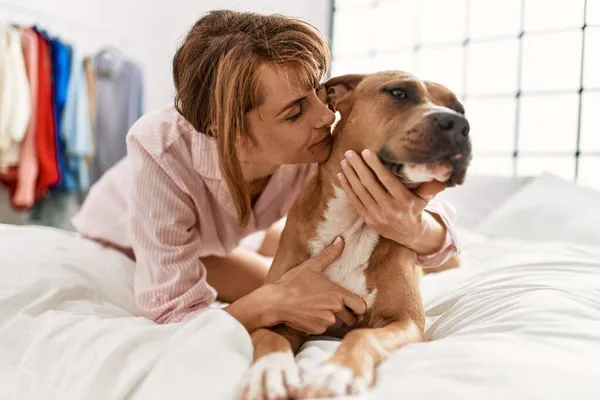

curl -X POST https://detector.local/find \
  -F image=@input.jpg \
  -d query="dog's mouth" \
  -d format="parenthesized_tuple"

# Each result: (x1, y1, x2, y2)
(380, 153, 466, 188)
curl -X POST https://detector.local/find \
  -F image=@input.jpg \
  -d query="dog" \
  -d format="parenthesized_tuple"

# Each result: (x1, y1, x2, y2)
(238, 71, 472, 399)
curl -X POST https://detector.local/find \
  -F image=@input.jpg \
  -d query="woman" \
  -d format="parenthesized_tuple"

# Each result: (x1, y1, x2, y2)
(72, 10, 459, 334)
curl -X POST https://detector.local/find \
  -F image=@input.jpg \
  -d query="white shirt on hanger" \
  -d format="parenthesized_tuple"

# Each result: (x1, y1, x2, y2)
(0, 24, 31, 171)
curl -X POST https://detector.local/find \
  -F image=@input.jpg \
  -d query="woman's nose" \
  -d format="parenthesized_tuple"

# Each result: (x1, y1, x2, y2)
(316, 102, 336, 129)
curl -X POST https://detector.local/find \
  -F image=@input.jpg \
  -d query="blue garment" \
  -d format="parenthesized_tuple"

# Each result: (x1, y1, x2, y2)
(50, 38, 76, 191)
(62, 50, 93, 193)
(89, 49, 144, 185)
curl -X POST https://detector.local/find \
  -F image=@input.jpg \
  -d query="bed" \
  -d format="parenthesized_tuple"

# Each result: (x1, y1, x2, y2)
(1, 173, 599, 400)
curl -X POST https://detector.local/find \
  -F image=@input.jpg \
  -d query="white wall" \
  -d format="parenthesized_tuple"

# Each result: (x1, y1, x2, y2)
(0, 0, 332, 111)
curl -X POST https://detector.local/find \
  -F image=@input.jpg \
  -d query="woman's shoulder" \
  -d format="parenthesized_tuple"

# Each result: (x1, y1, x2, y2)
(127, 106, 197, 160)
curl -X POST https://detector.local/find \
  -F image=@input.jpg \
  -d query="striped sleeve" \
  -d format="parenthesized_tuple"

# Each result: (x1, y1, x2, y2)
(417, 198, 461, 268)
(128, 135, 217, 324)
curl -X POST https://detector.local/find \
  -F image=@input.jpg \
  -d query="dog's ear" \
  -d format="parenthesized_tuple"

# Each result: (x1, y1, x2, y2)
(324, 74, 365, 112)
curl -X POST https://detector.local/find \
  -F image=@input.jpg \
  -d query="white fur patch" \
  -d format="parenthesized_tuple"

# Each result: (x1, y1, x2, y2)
(237, 352, 300, 400)
(403, 163, 452, 183)
(309, 186, 379, 308)
(299, 363, 369, 397)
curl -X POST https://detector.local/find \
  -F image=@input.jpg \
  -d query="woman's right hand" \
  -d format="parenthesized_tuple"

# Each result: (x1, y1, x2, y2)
(267, 237, 368, 335)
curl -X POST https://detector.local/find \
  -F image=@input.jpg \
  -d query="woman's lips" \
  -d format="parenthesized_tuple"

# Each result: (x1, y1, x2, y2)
(310, 135, 332, 147)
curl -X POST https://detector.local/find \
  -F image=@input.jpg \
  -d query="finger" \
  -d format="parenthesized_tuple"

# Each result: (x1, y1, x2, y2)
(414, 180, 446, 203)
(344, 151, 391, 206)
(309, 236, 345, 272)
(361, 149, 412, 200)
(341, 158, 379, 211)
(337, 172, 367, 218)
(336, 307, 358, 327)
(341, 292, 367, 315)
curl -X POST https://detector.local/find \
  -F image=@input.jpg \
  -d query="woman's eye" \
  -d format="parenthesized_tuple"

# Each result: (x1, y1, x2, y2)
(287, 103, 305, 122)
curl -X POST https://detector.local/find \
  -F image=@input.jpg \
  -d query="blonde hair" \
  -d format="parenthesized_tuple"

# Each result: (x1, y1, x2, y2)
(172, 10, 330, 227)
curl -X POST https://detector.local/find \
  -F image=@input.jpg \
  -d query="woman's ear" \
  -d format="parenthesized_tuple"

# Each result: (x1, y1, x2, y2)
(324, 74, 366, 112)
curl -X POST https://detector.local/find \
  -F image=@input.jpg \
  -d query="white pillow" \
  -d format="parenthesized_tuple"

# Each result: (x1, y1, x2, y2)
(476, 173, 600, 244)
(435, 174, 533, 228)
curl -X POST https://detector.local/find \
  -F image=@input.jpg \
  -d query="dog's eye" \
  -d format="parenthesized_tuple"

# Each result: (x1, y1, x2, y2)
(390, 88, 408, 99)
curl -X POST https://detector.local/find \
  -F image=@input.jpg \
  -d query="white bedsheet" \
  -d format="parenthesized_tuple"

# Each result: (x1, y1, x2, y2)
(1, 224, 600, 400)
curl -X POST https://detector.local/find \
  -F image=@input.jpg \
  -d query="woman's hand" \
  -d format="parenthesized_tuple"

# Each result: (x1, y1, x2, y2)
(266, 237, 367, 334)
(337, 149, 447, 256)
(226, 238, 367, 334)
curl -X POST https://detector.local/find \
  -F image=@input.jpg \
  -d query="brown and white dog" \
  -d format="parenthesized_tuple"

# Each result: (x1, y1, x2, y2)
(238, 71, 472, 399)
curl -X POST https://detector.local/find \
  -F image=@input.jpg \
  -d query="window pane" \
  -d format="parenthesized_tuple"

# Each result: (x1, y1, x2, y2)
(333, 9, 374, 56)
(373, 0, 418, 52)
(469, 0, 521, 39)
(578, 157, 600, 190)
(580, 92, 600, 152)
(588, 0, 600, 25)
(331, 56, 375, 76)
(524, 0, 585, 32)
(466, 98, 516, 153)
(371, 53, 416, 74)
(420, 0, 467, 44)
(584, 27, 600, 89)
(519, 94, 579, 152)
(416, 45, 464, 96)
(469, 156, 514, 177)
(517, 157, 576, 181)
(466, 39, 519, 95)
(521, 30, 582, 91)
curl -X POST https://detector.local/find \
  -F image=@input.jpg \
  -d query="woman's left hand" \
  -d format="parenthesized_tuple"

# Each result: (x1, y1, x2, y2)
(337, 149, 447, 255)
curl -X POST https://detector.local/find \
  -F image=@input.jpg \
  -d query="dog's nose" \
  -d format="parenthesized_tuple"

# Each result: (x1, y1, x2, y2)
(433, 113, 470, 142)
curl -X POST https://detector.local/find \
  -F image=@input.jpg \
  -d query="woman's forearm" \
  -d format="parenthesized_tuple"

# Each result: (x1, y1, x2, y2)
(203, 248, 270, 303)
(407, 211, 447, 256)
(224, 284, 279, 332)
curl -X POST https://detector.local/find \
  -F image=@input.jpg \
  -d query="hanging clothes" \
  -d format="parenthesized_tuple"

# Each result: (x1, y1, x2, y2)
(89, 48, 144, 185)
(49, 36, 75, 191)
(83, 57, 97, 166)
(62, 49, 94, 194)
(31, 27, 60, 198)
(0, 25, 31, 172)
(0, 27, 40, 210)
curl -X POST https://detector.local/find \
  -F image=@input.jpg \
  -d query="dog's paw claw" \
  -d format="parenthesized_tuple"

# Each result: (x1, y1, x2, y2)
(237, 352, 300, 400)
(298, 362, 370, 398)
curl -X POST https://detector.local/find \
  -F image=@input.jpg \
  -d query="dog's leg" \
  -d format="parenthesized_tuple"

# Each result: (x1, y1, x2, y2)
(298, 318, 423, 398)
(237, 326, 306, 400)
(299, 242, 425, 398)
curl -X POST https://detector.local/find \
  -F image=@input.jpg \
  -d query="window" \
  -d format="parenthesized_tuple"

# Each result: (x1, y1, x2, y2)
(331, 0, 600, 189)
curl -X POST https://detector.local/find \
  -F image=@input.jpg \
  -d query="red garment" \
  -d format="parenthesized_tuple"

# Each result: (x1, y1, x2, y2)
(32, 30, 59, 199)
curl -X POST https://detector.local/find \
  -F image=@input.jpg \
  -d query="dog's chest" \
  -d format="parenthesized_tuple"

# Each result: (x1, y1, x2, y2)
(308, 187, 379, 308)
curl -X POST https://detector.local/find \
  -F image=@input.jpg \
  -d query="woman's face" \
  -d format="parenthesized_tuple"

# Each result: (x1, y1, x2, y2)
(242, 64, 336, 172)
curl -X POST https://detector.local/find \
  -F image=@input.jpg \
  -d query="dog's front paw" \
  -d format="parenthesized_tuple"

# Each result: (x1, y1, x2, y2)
(298, 362, 371, 398)
(237, 352, 301, 400)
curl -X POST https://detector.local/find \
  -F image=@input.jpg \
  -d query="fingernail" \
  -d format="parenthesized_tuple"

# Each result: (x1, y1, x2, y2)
(337, 173, 343, 180)
(344, 150, 354, 158)
(333, 236, 342, 245)
(341, 159, 348, 168)
(362, 149, 371, 157)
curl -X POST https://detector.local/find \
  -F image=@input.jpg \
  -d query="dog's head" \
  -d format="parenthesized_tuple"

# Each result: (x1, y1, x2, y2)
(323, 71, 472, 187)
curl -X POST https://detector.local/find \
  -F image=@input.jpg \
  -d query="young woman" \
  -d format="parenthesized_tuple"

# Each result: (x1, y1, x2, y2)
(72, 10, 459, 335)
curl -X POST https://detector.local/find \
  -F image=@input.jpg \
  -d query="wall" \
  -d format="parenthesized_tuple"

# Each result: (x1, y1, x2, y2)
(0, 0, 332, 111)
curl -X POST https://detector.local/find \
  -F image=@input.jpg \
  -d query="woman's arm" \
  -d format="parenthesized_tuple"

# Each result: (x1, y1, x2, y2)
(128, 136, 218, 324)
